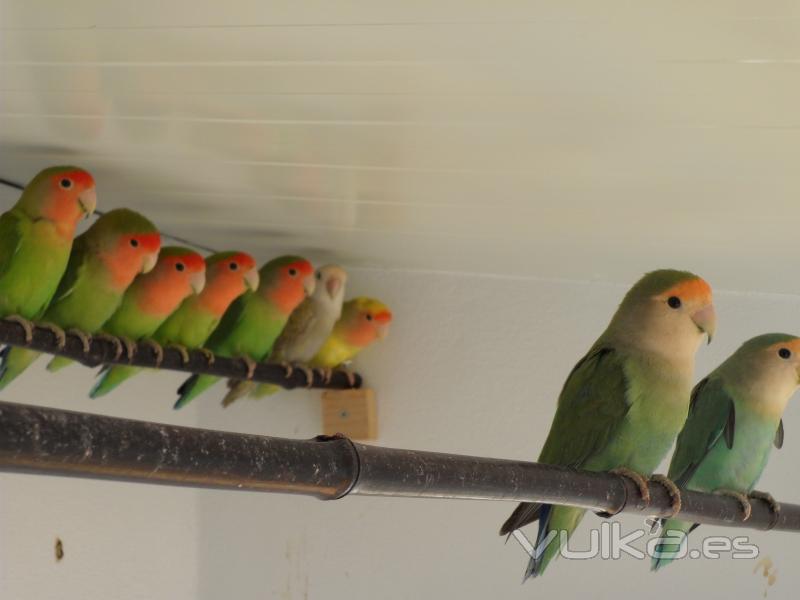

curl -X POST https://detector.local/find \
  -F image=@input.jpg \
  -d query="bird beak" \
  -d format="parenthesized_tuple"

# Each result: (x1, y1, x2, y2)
(78, 187, 97, 219)
(376, 322, 390, 340)
(303, 274, 316, 297)
(326, 276, 342, 300)
(691, 304, 717, 344)
(244, 268, 260, 291)
(190, 271, 206, 294)
(141, 251, 159, 274)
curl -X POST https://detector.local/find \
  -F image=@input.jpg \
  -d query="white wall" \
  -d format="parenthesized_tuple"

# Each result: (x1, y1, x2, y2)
(4, 262, 794, 599)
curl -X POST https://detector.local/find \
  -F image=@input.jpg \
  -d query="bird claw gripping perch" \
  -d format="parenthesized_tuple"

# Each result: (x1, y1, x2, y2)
(118, 336, 137, 363)
(288, 363, 314, 387)
(240, 356, 257, 380)
(714, 489, 752, 521)
(749, 490, 781, 529)
(4, 315, 34, 345)
(280, 361, 294, 379)
(597, 467, 652, 517)
(38, 322, 66, 350)
(141, 339, 164, 367)
(317, 367, 333, 385)
(93, 333, 124, 361)
(650, 474, 682, 517)
(198, 347, 215, 366)
(167, 344, 190, 365)
(66, 328, 91, 354)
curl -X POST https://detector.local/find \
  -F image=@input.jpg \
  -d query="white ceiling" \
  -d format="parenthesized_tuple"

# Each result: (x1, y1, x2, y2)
(3, 1, 800, 293)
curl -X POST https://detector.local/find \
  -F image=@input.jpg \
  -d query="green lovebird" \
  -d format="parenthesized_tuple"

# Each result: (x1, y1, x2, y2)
(222, 264, 348, 407)
(651, 333, 800, 571)
(499, 270, 717, 579)
(173, 255, 315, 409)
(89, 251, 258, 398)
(0, 166, 96, 322)
(244, 295, 392, 400)
(0, 208, 160, 389)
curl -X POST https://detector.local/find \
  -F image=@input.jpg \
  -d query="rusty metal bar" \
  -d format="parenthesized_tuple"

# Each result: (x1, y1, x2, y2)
(0, 317, 361, 391)
(0, 401, 797, 533)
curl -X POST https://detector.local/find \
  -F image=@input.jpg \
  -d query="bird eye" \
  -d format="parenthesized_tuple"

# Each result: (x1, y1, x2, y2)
(288, 268, 297, 277)
(779, 348, 792, 359)
(365, 314, 373, 322)
(228, 262, 238, 271)
(175, 262, 185, 272)
(667, 296, 682, 309)
(316, 272, 322, 280)
(59, 178, 73, 189)
(129, 238, 139, 248)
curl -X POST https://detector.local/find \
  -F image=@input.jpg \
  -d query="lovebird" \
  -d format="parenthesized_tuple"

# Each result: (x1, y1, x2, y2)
(221, 264, 348, 407)
(0, 166, 96, 325)
(499, 269, 716, 579)
(89, 251, 258, 398)
(248, 295, 393, 398)
(651, 333, 800, 571)
(0, 208, 160, 389)
(89, 246, 205, 383)
(173, 255, 315, 409)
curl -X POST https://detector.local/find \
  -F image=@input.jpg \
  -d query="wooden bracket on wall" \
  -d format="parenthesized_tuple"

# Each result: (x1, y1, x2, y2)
(321, 389, 377, 440)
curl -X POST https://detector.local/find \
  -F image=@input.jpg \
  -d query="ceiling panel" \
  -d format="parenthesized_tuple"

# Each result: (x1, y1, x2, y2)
(2, 2, 800, 294)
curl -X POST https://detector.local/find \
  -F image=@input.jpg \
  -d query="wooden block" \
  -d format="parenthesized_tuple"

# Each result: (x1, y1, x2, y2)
(321, 388, 378, 440)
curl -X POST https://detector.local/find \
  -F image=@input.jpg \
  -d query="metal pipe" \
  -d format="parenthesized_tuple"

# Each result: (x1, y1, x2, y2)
(0, 401, 797, 533)
(0, 317, 361, 391)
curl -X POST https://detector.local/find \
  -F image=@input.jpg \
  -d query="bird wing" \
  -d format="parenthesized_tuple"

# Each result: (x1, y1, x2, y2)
(667, 377, 736, 487)
(46, 234, 89, 307)
(0, 210, 24, 279)
(269, 299, 316, 361)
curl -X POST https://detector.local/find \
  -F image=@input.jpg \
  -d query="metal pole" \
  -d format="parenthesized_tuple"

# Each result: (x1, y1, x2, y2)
(0, 401, 797, 532)
(0, 317, 361, 391)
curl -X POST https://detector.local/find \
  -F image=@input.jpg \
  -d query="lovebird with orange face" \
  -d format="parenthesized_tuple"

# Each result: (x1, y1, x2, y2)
(500, 269, 716, 578)
(89, 251, 259, 397)
(90, 246, 206, 398)
(0, 208, 160, 389)
(652, 333, 800, 570)
(246, 296, 393, 399)
(174, 255, 315, 409)
(0, 166, 96, 323)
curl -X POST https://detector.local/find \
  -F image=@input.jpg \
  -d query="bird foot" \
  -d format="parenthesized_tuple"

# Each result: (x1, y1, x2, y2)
(118, 336, 137, 362)
(66, 328, 91, 354)
(38, 322, 66, 350)
(749, 490, 781, 529)
(198, 347, 215, 366)
(4, 315, 34, 344)
(141, 339, 164, 367)
(714, 489, 752, 521)
(281, 361, 293, 379)
(316, 367, 333, 384)
(168, 344, 190, 365)
(597, 468, 651, 517)
(93, 333, 124, 361)
(240, 355, 257, 379)
(341, 366, 357, 387)
(289, 363, 314, 387)
(650, 474, 682, 517)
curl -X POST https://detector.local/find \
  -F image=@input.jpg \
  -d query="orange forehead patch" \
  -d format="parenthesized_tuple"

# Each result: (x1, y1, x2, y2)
(170, 252, 205, 272)
(59, 169, 95, 188)
(287, 259, 313, 276)
(770, 339, 800, 354)
(373, 310, 392, 324)
(232, 252, 256, 269)
(661, 277, 712, 304)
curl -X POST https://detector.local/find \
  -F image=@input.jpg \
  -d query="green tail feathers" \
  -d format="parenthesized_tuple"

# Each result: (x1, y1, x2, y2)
(90, 365, 142, 398)
(46, 355, 76, 373)
(651, 519, 694, 571)
(525, 505, 585, 579)
(0, 346, 42, 390)
(251, 383, 279, 398)
(174, 373, 219, 409)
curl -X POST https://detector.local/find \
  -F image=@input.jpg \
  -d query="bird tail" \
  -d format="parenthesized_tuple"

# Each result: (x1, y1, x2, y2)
(0, 346, 42, 390)
(500, 502, 585, 579)
(46, 355, 75, 372)
(221, 379, 258, 408)
(651, 519, 696, 571)
(250, 383, 279, 398)
(89, 365, 142, 398)
(174, 373, 219, 409)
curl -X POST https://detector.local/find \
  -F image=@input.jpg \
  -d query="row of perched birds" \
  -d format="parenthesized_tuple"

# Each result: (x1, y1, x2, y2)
(0, 166, 392, 408)
(500, 269, 797, 576)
